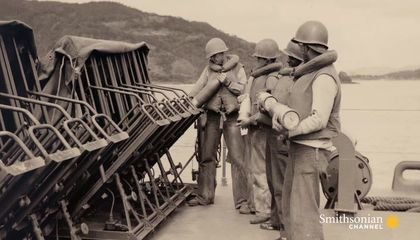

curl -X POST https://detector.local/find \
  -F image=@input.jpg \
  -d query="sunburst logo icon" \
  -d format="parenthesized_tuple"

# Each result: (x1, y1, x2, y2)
(386, 215, 400, 229)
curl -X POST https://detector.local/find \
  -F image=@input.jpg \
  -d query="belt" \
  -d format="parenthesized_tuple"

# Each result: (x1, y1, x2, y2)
(249, 123, 271, 130)
(206, 109, 238, 116)
(206, 110, 239, 129)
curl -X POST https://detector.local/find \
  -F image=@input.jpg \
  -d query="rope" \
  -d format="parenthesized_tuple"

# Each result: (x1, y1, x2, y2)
(362, 196, 420, 212)
(374, 202, 420, 211)
(362, 196, 420, 205)
(106, 188, 115, 221)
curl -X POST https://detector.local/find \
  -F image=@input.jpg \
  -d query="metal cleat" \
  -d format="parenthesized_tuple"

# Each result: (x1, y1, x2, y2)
(392, 161, 420, 193)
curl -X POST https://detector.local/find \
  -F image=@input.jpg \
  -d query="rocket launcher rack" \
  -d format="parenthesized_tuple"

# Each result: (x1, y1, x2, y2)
(62, 47, 200, 240)
(0, 21, 200, 239)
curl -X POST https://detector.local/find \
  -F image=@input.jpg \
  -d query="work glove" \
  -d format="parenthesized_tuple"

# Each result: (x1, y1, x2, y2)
(279, 67, 294, 76)
(271, 104, 289, 134)
(217, 72, 228, 85)
(236, 116, 257, 128)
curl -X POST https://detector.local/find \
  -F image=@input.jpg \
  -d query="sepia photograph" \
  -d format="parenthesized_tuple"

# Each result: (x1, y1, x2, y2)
(0, 0, 419, 239)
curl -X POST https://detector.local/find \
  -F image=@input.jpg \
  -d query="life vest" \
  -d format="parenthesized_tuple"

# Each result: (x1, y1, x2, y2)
(249, 63, 281, 115)
(267, 75, 293, 152)
(268, 75, 293, 105)
(205, 62, 244, 113)
(288, 64, 341, 140)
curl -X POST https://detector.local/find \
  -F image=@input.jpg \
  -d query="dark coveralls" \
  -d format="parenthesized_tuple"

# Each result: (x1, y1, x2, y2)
(189, 60, 249, 206)
(283, 65, 341, 240)
(265, 75, 293, 230)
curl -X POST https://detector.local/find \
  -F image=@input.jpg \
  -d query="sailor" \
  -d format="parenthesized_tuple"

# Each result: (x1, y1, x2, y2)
(258, 21, 341, 240)
(259, 41, 303, 234)
(188, 38, 250, 209)
(236, 39, 282, 224)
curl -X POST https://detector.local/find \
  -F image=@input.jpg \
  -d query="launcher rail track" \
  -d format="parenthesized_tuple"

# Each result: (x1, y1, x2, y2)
(0, 21, 200, 240)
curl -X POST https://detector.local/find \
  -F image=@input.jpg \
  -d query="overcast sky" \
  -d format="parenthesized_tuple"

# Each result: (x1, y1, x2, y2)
(43, 0, 420, 72)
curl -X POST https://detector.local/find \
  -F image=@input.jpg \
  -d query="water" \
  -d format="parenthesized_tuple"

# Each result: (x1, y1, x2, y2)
(167, 80, 420, 195)
(340, 80, 420, 194)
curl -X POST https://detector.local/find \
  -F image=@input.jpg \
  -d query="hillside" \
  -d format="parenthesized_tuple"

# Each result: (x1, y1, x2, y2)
(0, 0, 257, 83)
(351, 68, 420, 80)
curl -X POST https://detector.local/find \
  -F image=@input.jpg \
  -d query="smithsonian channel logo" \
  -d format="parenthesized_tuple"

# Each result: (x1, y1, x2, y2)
(320, 214, 400, 230)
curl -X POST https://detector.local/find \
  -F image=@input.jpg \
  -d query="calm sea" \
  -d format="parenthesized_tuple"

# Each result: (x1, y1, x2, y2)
(166, 80, 420, 195)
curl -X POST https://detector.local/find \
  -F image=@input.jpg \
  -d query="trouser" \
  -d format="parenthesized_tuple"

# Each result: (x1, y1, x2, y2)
(282, 142, 329, 240)
(197, 111, 249, 206)
(249, 127, 271, 218)
(243, 133, 255, 211)
(266, 132, 288, 229)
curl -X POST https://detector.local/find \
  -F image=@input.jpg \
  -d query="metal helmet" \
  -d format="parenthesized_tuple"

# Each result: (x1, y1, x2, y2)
(283, 41, 303, 62)
(205, 38, 229, 59)
(292, 21, 329, 49)
(252, 39, 281, 59)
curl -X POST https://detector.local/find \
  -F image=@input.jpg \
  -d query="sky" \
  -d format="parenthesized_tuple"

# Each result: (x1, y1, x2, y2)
(42, 0, 420, 73)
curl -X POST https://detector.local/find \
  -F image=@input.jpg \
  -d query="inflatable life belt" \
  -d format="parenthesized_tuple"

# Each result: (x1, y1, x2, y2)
(208, 54, 240, 73)
(251, 62, 282, 78)
(237, 62, 283, 121)
(244, 62, 283, 97)
(192, 55, 240, 107)
(279, 50, 337, 78)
